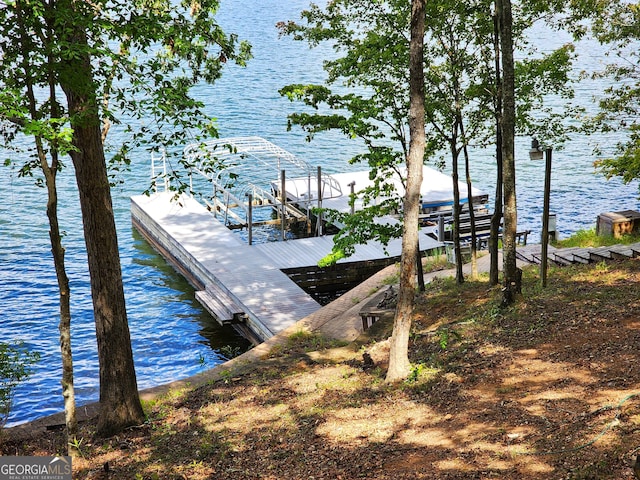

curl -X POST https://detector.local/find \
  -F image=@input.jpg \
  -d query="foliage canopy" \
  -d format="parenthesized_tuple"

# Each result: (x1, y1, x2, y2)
(0, 0, 251, 187)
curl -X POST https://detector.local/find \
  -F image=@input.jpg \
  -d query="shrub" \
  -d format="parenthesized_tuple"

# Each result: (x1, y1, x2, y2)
(0, 341, 40, 427)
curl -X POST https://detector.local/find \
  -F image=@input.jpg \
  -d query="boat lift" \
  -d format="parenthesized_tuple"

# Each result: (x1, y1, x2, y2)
(151, 136, 492, 247)
(153, 136, 343, 244)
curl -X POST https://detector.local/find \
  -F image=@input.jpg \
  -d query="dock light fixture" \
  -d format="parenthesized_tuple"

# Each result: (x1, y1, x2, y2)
(529, 138, 552, 288)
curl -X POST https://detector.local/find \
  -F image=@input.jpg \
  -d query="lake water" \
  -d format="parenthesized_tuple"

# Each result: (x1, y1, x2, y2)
(1, 1, 639, 427)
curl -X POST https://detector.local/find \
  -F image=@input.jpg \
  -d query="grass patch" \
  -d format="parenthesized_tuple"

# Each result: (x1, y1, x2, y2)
(554, 227, 640, 248)
(422, 252, 452, 273)
(267, 331, 348, 358)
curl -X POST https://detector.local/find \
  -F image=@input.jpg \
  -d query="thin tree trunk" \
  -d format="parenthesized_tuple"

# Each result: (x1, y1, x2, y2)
(490, 9, 503, 286)
(16, 0, 78, 452)
(386, 0, 426, 383)
(40, 138, 78, 450)
(497, 0, 518, 305)
(461, 129, 477, 279)
(58, 2, 145, 436)
(40, 143, 78, 451)
(45, 166, 78, 451)
(451, 141, 464, 284)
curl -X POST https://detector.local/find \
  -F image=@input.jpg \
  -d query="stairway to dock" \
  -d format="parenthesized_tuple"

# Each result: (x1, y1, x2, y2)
(516, 242, 640, 266)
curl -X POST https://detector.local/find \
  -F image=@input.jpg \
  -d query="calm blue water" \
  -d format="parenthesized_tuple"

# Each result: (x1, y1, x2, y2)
(1, 1, 639, 427)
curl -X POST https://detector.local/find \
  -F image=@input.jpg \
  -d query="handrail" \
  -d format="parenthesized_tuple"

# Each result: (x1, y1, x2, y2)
(151, 149, 169, 192)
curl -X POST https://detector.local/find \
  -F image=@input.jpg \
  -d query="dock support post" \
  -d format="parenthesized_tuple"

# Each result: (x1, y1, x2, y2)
(438, 215, 445, 242)
(213, 185, 218, 219)
(281, 169, 287, 241)
(317, 166, 323, 236)
(246, 192, 253, 245)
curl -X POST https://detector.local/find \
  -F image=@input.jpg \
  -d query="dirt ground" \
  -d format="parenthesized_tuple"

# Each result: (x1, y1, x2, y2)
(3, 258, 640, 479)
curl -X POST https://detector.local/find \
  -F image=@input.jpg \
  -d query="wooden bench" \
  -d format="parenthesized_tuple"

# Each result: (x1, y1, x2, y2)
(444, 213, 497, 242)
(475, 230, 531, 249)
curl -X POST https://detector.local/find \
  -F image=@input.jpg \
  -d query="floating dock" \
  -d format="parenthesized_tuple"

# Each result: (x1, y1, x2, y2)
(131, 192, 321, 343)
(133, 137, 488, 343)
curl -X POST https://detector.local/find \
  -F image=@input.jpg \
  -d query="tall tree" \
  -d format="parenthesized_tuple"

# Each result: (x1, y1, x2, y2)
(495, 1, 585, 301)
(489, 10, 503, 286)
(5, 0, 79, 448)
(386, 0, 426, 383)
(421, 1, 498, 283)
(0, 0, 250, 436)
(281, 0, 579, 380)
(55, 0, 145, 435)
(280, 1, 425, 264)
(496, 0, 518, 306)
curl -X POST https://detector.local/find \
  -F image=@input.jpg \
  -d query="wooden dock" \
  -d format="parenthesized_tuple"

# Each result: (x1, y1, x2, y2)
(131, 192, 444, 343)
(134, 137, 493, 342)
(131, 192, 322, 343)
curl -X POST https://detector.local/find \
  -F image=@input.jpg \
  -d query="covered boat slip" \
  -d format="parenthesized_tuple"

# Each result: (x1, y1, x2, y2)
(277, 168, 488, 221)
(179, 136, 488, 238)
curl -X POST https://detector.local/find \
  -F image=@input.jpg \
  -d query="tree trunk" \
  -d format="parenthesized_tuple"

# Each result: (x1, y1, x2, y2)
(451, 141, 464, 284)
(490, 9, 504, 286)
(46, 171, 78, 452)
(461, 136, 478, 279)
(58, 5, 145, 436)
(39, 147, 78, 451)
(386, 0, 426, 383)
(66, 93, 145, 437)
(17, 0, 78, 451)
(490, 136, 504, 285)
(497, 0, 518, 305)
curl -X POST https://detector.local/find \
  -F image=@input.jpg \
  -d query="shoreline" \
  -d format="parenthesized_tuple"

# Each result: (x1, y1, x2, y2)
(5, 260, 402, 441)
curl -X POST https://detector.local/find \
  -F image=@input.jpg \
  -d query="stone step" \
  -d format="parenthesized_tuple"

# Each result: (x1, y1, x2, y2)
(518, 243, 640, 267)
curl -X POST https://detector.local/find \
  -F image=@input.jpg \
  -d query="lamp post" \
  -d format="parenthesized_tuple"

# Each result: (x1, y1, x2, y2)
(529, 138, 552, 288)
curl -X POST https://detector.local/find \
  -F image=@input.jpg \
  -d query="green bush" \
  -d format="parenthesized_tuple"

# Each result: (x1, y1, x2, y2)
(0, 341, 40, 427)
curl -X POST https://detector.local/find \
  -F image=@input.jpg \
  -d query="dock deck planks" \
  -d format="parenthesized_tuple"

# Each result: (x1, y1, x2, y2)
(131, 192, 322, 342)
(254, 231, 442, 269)
(132, 191, 445, 342)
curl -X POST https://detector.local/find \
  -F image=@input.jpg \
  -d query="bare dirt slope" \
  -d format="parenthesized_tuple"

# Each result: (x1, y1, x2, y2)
(3, 258, 640, 479)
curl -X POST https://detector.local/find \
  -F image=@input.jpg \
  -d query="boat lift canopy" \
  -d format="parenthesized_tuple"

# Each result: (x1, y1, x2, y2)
(175, 136, 343, 241)
(183, 136, 342, 205)
(151, 136, 489, 243)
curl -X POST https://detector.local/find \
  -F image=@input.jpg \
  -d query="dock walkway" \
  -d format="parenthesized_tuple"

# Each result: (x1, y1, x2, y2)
(131, 192, 322, 342)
